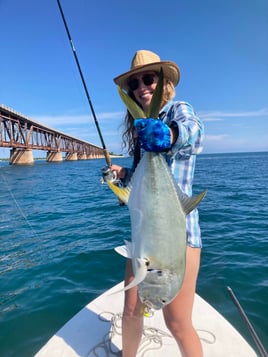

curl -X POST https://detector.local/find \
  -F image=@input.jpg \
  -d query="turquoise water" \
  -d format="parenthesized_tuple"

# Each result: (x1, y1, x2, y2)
(0, 152, 267, 356)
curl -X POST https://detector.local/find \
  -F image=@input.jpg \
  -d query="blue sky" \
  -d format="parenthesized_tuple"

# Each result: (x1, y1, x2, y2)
(1, 0, 267, 155)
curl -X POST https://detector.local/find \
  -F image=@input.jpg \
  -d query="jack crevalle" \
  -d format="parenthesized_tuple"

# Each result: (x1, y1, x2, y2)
(106, 70, 206, 310)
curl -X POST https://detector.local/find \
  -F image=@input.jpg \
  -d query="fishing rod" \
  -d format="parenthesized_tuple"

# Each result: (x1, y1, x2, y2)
(227, 286, 268, 357)
(56, 0, 111, 168)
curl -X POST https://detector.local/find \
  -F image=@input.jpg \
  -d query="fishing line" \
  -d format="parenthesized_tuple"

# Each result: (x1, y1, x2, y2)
(1, 171, 37, 237)
(56, 0, 111, 168)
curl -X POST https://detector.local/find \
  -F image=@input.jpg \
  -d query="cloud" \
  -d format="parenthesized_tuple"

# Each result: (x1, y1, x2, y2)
(205, 134, 229, 141)
(34, 111, 124, 126)
(32, 114, 86, 126)
(30, 107, 267, 155)
(199, 108, 268, 122)
(32, 112, 124, 147)
(97, 112, 125, 120)
(35, 108, 268, 128)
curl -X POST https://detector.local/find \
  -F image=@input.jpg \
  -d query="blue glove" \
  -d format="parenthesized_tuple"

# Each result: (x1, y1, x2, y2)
(134, 118, 171, 152)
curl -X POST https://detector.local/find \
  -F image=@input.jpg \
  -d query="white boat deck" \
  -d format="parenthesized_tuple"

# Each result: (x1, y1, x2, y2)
(35, 282, 257, 357)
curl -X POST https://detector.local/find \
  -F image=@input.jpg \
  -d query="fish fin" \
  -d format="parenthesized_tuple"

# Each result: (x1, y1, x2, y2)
(114, 245, 129, 258)
(180, 189, 208, 215)
(123, 258, 148, 291)
(147, 68, 164, 118)
(118, 87, 146, 119)
(114, 240, 133, 259)
(106, 180, 131, 204)
(109, 258, 148, 296)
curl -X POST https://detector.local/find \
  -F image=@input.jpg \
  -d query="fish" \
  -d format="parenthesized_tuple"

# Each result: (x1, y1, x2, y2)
(106, 69, 207, 310)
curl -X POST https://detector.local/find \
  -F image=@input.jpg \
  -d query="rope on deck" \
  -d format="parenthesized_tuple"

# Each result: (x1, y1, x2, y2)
(86, 311, 216, 356)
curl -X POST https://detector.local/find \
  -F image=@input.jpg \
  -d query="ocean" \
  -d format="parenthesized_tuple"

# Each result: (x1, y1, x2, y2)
(0, 152, 267, 356)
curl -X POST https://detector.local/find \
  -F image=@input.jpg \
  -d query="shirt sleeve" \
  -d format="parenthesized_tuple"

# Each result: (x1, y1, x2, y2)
(164, 101, 204, 160)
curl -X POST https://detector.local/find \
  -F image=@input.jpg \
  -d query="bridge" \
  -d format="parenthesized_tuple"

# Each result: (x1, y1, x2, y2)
(0, 104, 105, 165)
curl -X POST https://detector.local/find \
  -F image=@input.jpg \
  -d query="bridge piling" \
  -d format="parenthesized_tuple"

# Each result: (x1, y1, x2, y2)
(65, 152, 78, 161)
(47, 151, 63, 162)
(10, 148, 34, 165)
(78, 152, 87, 160)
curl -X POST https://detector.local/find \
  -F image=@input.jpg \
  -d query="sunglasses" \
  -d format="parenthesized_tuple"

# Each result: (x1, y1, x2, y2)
(127, 73, 157, 91)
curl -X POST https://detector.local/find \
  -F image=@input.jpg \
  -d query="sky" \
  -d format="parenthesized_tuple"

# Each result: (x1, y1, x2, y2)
(0, 0, 267, 155)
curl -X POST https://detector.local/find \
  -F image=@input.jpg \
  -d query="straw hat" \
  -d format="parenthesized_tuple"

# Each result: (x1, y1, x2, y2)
(114, 50, 180, 90)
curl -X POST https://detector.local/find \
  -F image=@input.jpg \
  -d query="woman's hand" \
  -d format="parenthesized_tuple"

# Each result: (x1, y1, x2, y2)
(111, 164, 126, 179)
(134, 118, 171, 152)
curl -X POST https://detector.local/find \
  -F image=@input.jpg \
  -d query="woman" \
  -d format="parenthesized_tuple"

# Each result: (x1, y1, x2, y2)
(111, 50, 204, 357)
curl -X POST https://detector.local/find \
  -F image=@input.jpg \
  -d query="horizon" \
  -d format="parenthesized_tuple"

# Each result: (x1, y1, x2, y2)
(0, 146, 267, 161)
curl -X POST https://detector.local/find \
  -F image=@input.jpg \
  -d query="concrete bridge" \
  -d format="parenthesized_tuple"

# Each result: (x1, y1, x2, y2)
(0, 104, 105, 165)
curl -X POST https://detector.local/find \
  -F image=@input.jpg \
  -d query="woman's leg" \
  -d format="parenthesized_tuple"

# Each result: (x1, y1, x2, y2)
(122, 259, 144, 357)
(163, 247, 203, 357)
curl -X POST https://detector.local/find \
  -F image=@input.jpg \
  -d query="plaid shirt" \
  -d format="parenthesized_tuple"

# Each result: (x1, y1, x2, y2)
(161, 101, 204, 248)
(124, 100, 204, 248)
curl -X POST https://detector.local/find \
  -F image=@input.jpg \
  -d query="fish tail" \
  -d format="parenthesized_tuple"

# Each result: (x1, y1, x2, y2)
(106, 180, 131, 204)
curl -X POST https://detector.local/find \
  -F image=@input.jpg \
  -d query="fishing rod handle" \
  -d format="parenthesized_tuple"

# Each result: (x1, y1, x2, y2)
(103, 148, 112, 168)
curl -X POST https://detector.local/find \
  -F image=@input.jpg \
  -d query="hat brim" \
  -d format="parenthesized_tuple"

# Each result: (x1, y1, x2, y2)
(114, 61, 180, 90)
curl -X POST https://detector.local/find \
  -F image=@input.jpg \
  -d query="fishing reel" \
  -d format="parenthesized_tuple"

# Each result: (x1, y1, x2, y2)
(100, 166, 121, 185)
(101, 167, 125, 206)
